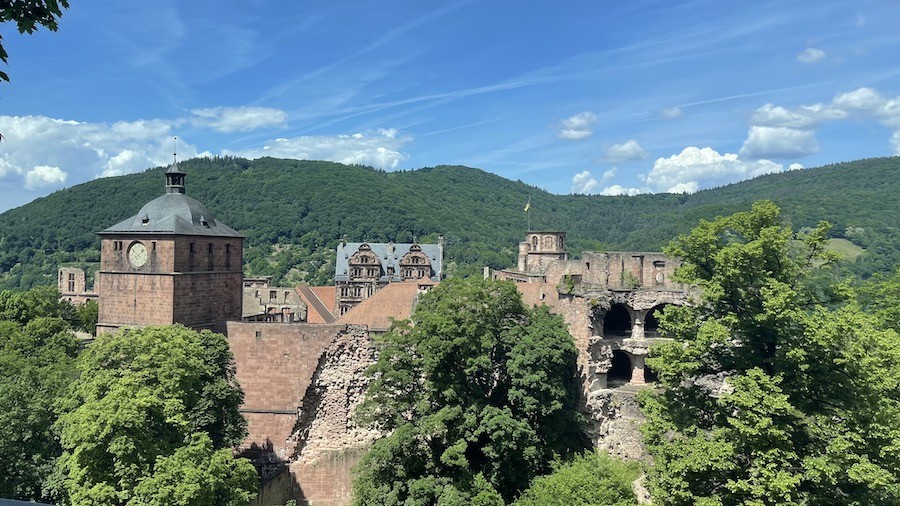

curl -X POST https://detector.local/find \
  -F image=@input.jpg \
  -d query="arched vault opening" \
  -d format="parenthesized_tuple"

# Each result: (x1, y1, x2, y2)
(603, 304, 632, 337)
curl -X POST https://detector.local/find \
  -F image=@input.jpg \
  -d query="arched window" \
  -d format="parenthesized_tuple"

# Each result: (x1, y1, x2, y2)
(644, 304, 669, 337)
(603, 304, 632, 337)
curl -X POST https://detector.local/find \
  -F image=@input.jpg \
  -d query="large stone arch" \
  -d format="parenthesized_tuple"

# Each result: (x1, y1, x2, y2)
(603, 303, 632, 337)
(643, 303, 671, 338)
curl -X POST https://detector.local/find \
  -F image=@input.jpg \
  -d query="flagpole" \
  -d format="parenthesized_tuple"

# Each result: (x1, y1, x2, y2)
(524, 196, 532, 232)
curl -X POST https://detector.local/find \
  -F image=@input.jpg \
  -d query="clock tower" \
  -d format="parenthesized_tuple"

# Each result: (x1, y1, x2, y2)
(96, 159, 244, 334)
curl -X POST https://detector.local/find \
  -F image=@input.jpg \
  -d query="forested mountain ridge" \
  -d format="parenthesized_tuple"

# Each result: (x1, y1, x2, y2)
(0, 156, 897, 289)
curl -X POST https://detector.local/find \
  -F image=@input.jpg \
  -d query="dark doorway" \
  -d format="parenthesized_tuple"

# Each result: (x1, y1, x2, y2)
(608, 351, 632, 386)
(603, 304, 632, 337)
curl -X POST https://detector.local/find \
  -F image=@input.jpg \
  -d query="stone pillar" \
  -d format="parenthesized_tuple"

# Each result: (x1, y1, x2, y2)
(632, 310, 645, 339)
(630, 354, 646, 385)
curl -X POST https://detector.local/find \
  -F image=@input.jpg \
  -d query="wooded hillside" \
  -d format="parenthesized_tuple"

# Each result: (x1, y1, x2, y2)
(0, 156, 896, 289)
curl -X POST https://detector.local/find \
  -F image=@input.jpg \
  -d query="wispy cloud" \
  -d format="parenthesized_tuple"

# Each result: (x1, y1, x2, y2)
(797, 47, 826, 63)
(190, 106, 288, 133)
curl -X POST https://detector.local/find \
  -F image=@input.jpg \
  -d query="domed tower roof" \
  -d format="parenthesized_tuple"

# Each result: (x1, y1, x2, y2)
(100, 158, 242, 238)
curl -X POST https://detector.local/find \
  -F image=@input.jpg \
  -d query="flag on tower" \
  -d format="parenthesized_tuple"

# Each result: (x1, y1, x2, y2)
(524, 196, 531, 212)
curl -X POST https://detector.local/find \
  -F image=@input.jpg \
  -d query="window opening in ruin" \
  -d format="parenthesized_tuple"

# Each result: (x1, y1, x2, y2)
(255, 330, 262, 338)
(608, 351, 632, 386)
(644, 304, 668, 337)
(152, 241, 157, 251)
(603, 304, 632, 337)
(269, 290, 276, 301)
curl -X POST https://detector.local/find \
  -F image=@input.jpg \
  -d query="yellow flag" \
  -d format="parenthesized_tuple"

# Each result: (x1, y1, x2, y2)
(524, 197, 531, 212)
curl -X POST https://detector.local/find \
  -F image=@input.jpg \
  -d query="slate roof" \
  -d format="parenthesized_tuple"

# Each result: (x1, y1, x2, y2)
(100, 187, 242, 237)
(334, 242, 443, 282)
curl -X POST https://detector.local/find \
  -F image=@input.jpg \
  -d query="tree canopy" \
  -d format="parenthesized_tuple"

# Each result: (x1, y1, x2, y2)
(641, 201, 900, 505)
(353, 278, 587, 504)
(0, 314, 77, 501)
(513, 452, 640, 506)
(53, 325, 255, 505)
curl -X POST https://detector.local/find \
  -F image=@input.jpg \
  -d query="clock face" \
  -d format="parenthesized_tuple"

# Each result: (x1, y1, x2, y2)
(128, 242, 149, 268)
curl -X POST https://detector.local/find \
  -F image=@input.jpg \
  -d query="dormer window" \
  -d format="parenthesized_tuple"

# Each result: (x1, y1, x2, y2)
(141, 214, 150, 225)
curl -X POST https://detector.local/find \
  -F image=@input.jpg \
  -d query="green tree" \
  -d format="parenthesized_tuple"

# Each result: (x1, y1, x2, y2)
(130, 433, 258, 506)
(1, 0, 70, 82)
(514, 452, 639, 506)
(54, 325, 253, 505)
(353, 278, 586, 504)
(857, 268, 900, 332)
(641, 201, 900, 505)
(0, 316, 78, 501)
(0, 285, 74, 325)
(73, 299, 99, 335)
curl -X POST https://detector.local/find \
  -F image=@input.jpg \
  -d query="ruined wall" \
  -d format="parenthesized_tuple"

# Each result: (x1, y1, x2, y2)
(288, 325, 381, 505)
(228, 322, 380, 506)
(226, 322, 348, 459)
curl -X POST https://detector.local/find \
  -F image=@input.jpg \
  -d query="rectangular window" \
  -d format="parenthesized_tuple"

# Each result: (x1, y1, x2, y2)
(269, 290, 276, 301)
(225, 243, 231, 269)
(152, 241, 157, 251)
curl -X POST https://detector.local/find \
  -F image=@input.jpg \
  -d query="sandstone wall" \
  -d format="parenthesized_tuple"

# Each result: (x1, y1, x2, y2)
(227, 322, 348, 459)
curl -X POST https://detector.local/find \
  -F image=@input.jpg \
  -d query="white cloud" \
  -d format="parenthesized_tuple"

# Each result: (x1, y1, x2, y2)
(892, 131, 900, 155)
(0, 158, 21, 179)
(557, 112, 597, 140)
(604, 139, 648, 162)
(667, 182, 699, 194)
(190, 106, 288, 133)
(600, 185, 645, 196)
(0, 115, 198, 186)
(789, 163, 805, 171)
(660, 106, 683, 120)
(750, 103, 846, 129)
(559, 129, 592, 140)
(753, 87, 900, 132)
(24, 165, 67, 189)
(739, 126, 819, 159)
(645, 146, 783, 193)
(797, 48, 826, 63)
(571, 170, 598, 194)
(571, 168, 618, 194)
(226, 129, 410, 170)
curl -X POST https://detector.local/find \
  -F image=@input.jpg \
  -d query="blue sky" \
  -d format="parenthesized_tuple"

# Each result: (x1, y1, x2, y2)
(1, 0, 899, 212)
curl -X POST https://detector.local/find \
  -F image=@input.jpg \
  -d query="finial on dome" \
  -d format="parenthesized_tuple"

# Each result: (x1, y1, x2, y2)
(165, 136, 186, 194)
